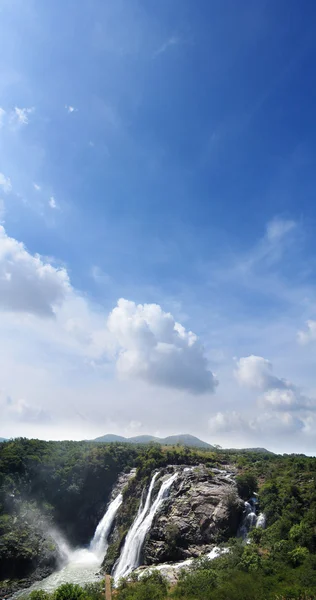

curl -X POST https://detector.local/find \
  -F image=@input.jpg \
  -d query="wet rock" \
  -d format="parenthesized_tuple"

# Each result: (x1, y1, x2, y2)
(143, 464, 243, 564)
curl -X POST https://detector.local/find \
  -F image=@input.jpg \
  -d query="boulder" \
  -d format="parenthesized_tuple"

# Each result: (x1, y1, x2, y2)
(143, 464, 243, 564)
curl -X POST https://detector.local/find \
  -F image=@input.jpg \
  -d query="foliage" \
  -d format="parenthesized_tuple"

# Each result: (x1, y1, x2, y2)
(116, 571, 167, 600)
(236, 473, 258, 500)
(29, 591, 51, 600)
(54, 583, 87, 600)
(25, 582, 104, 600)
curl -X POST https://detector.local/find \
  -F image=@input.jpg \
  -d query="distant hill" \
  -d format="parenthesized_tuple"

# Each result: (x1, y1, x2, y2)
(93, 434, 127, 443)
(240, 447, 275, 454)
(0, 438, 7, 442)
(225, 447, 275, 455)
(91, 433, 214, 449)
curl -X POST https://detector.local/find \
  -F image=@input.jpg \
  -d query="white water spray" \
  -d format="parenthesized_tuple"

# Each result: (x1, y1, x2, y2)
(113, 472, 178, 584)
(238, 500, 266, 540)
(90, 493, 123, 558)
(48, 529, 72, 565)
(14, 493, 123, 597)
(256, 512, 266, 529)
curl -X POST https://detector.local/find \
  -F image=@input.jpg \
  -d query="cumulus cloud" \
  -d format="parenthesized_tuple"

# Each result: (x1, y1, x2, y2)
(234, 355, 281, 390)
(262, 388, 315, 411)
(0, 225, 70, 316)
(0, 173, 12, 193)
(209, 411, 251, 434)
(298, 320, 316, 345)
(209, 410, 311, 436)
(33, 183, 41, 191)
(107, 298, 217, 394)
(65, 105, 76, 113)
(235, 355, 316, 412)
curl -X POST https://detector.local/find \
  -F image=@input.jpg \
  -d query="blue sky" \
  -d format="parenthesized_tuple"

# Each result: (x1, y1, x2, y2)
(1, 0, 316, 453)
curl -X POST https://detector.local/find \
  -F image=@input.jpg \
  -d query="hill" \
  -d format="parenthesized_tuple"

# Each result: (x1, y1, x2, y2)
(224, 447, 275, 455)
(91, 433, 213, 449)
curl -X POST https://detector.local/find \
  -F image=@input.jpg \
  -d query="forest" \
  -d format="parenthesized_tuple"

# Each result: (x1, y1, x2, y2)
(1, 439, 316, 599)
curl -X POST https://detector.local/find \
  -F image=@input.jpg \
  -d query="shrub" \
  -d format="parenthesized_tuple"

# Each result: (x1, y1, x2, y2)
(29, 591, 51, 600)
(236, 474, 258, 500)
(288, 547, 310, 567)
(173, 569, 218, 599)
(116, 571, 167, 600)
(54, 583, 87, 600)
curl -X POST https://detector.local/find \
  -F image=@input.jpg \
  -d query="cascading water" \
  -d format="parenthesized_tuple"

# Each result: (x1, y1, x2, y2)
(48, 529, 72, 565)
(14, 494, 123, 597)
(113, 471, 178, 584)
(90, 493, 123, 558)
(238, 499, 266, 540)
(256, 512, 267, 529)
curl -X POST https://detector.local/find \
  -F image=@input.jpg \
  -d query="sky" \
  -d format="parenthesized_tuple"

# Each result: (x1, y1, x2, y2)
(1, 0, 316, 454)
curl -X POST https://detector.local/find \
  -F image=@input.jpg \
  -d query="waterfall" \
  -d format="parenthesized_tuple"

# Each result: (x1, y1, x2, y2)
(113, 471, 178, 584)
(90, 493, 123, 558)
(48, 528, 72, 565)
(238, 500, 266, 540)
(256, 512, 266, 529)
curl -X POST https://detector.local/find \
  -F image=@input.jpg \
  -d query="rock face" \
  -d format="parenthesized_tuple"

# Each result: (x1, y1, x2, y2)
(143, 465, 243, 564)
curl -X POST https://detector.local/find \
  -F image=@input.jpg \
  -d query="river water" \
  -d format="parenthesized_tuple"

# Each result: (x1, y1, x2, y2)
(16, 550, 102, 597)
(13, 493, 123, 598)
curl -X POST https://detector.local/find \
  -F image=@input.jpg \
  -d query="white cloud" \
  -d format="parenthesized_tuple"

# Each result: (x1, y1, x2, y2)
(107, 298, 217, 394)
(261, 388, 315, 411)
(209, 411, 251, 434)
(49, 196, 57, 209)
(0, 225, 70, 316)
(266, 217, 296, 241)
(298, 320, 316, 345)
(229, 217, 298, 276)
(209, 410, 312, 436)
(0, 199, 5, 222)
(0, 107, 6, 127)
(0, 392, 50, 423)
(13, 106, 34, 125)
(234, 355, 276, 390)
(235, 355, 316, 412)
(91, 265, 111, 285)
(65, 105, 76, 113)
(33, 183, 41, 191)
(0, 173, 12, 193)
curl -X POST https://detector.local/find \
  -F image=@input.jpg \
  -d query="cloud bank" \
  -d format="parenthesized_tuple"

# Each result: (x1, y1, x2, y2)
(235, 355, 315, 412)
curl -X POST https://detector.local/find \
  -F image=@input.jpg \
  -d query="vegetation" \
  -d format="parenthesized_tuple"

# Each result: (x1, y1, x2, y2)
(1, 439, 316, 598)
(26, 581, 104, 600)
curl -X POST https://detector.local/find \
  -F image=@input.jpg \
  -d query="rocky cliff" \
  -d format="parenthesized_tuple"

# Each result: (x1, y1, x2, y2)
(104, 463, 243, 573)
(143, 465, 243, 564)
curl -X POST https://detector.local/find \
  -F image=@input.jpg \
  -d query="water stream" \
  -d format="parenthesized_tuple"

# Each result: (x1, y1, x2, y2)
(113, 471, 178, 584)
(238, 498, 266, 540)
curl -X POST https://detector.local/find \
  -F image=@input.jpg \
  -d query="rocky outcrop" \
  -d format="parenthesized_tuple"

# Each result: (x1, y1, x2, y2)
(143, 464, 243, 564)
(110, 469, 137, 500)
(104, 463, 243, 573)
(133, 546, 230, 585)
